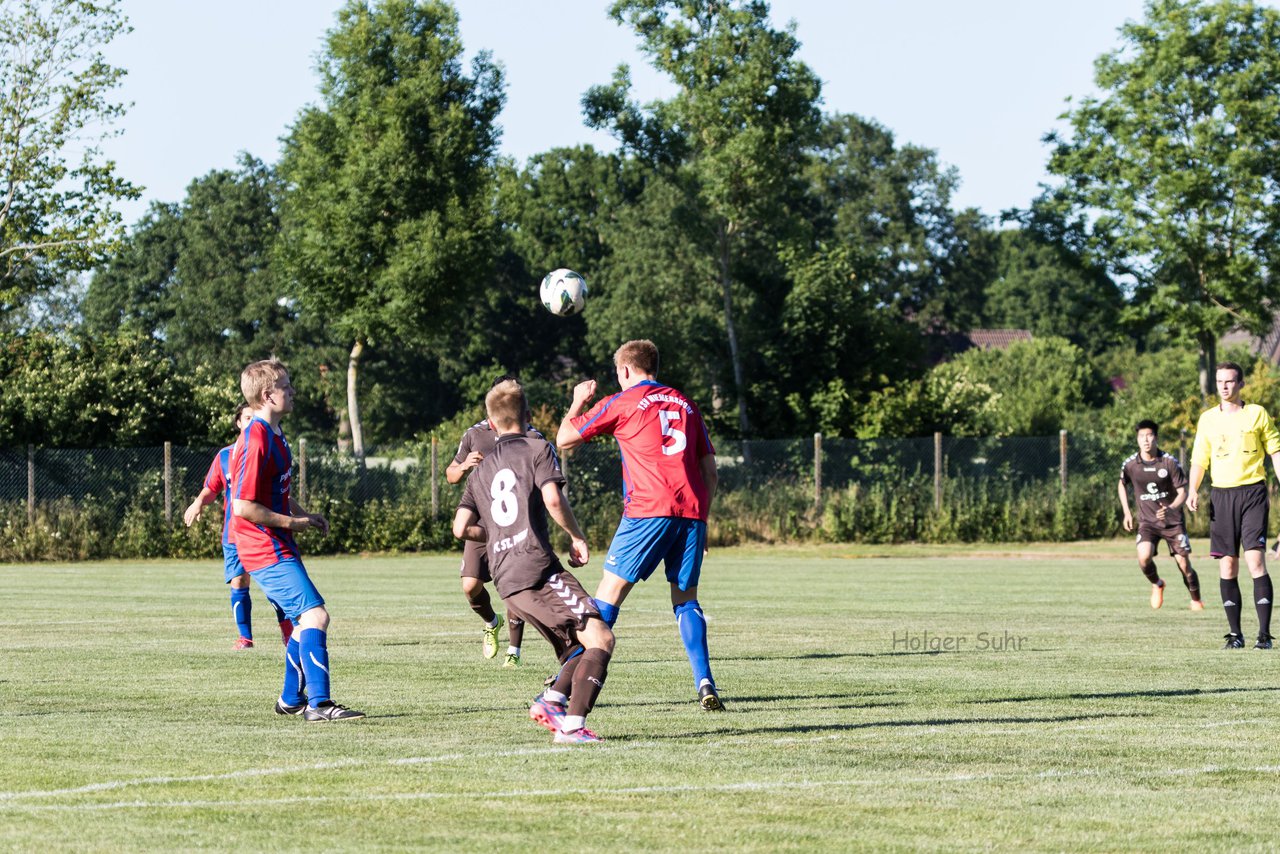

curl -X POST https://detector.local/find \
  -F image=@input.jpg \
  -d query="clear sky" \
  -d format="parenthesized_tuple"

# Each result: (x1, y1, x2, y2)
(102, 0, 1156, 227)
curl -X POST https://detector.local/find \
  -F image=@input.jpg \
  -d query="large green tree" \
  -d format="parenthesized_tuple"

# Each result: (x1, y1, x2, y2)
(1046, 0, 1280, 395)
(0, 0, 138, 312)
(584, 0, 822, 438)
(277, 0, 503, 458)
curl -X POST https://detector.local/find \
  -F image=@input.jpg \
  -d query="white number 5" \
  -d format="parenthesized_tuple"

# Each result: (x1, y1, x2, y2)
(659, 410, 687, 456)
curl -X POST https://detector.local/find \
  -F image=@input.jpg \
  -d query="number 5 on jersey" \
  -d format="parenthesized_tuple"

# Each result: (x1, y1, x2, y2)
(659, 409, 687, 456)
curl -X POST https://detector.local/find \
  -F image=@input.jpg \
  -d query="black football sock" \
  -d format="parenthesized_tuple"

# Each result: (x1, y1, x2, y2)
(551, 649, 583, 698)
(1180, 565, 1201, 601)
(467, 587, 496, 624)
(567, 647, 611, 718)
(1221, 578, 1243, 635)
(1139, 560, 1160, 585)
(506, 610, 525, 648)
(1254, 574, 1273, 637)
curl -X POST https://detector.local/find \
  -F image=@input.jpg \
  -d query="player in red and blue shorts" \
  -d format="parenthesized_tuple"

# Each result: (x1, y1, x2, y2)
(557, 339, 723, 711)
(230, 359, 363, 722)
(183, 403, 291, 649)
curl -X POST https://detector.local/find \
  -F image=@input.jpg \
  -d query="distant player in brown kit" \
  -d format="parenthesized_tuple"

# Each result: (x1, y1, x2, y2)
(447, 375, 546, 666)
(453, 378, 615, 744)
(1118, 419, 1204, 611)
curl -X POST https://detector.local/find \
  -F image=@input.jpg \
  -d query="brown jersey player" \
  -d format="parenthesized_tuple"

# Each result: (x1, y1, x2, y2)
(1118, 419, 1203, 611)
(453, 379, 615, 744)
(447, 376, 549, 666)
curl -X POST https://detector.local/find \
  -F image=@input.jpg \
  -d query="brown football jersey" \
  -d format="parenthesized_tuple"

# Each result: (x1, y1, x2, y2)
(453, 419, 546, 466)
(458, 434, 567, 598)
(1120, 450, 1187, 527)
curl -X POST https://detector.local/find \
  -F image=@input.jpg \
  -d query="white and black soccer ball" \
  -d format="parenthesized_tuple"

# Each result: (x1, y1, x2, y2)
(539, 268, 587, 317)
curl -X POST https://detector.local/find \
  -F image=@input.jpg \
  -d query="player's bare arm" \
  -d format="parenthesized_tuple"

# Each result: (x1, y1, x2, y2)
(289, 497, 329, 536)
(542, 481, 589, 567)
(445, 451, 484, 484)
(234, 498, 320, 533)
(451, 507, 486, 543)
(556, 379, 597, 451)
(1117, 480, 1134, 531)
(183, 486, 217, 527)
(1187, 463, 1205, 512)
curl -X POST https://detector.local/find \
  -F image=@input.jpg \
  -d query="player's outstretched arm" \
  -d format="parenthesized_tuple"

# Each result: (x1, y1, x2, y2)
(556, 379, 597, 452)
(543, 481, 589, 566)
(452, 507, 486, 543)
(183, 487, 217, 527)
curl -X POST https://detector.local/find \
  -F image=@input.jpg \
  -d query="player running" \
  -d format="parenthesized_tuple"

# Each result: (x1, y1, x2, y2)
(1187, 361, 1280, 649)
(231, 359, 364, 721)
(557, 339, 723, 711)
(184, 402, 293, 648)
(453, 378, 614, 744)
(447, 375, 548, 666)
(1117, 419, 1204, 611)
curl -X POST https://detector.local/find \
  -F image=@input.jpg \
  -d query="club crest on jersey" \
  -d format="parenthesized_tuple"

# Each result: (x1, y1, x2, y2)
(1158, 468, 1168, 477)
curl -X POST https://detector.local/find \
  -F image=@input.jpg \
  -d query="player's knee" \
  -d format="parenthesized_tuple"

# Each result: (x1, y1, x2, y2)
(461, 577, 484, 599)
(298, 605, 329, 631)
(583, 618, 615, 653)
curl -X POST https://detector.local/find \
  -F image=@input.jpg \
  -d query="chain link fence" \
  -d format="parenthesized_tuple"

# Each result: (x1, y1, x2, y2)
(1, 430, 1197, 561)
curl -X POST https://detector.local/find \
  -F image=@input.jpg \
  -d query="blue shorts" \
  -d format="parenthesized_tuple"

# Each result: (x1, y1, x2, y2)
(247, 557, 325, 621)
(603, 517, 706, 591)
(222, 544, 246, 584)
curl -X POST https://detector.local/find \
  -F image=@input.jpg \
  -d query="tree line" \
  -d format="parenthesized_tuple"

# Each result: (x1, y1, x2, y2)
(4, 0, 1280, 451)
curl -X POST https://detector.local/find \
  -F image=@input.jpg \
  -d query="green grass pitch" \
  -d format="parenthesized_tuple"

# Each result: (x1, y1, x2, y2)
(3, 542, 1279, 851)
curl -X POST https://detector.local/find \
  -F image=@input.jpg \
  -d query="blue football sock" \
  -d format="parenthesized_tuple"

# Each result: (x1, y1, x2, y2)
(593, 598, 620, 628)
(281, 637, 306, 706)
(298, 628, 331, 707)
(230, 587, 252, 639)
(674, 600, 713, 689)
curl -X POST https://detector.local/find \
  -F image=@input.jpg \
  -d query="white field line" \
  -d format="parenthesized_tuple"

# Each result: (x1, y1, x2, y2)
(0, 712, 1265, 807)
(9, 764, 1280, 813)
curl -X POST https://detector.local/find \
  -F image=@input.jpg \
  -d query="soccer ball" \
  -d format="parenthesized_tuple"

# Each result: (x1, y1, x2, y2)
(539, 268, 587, 317)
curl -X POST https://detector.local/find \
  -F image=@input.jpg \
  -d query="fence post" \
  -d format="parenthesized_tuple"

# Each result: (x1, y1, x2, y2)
(298, 438, 308, 506)
(1059, 430, 1068, 495)
(934, 432, 943, 512)
(27, 444, 35, 528)
(813, 432, 822, 511)
(1179, 429, 1187, 471)
(430, 436, 439, 520)
(163, 441, 172, 525)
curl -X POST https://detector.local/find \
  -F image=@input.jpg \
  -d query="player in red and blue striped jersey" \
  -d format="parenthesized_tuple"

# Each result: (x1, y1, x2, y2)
(230, 359, 363, 722)
(183, 403, 291, 649)
(557, 339, 723, 711)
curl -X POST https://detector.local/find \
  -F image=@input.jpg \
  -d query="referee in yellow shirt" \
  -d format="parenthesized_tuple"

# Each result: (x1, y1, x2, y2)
(1188, 361, 1280, 649)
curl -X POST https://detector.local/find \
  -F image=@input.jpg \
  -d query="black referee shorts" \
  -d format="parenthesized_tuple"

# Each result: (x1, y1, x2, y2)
(1209, 480, 1270, 558)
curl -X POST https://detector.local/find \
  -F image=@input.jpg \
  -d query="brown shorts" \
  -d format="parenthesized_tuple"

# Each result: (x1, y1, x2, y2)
(1209, 481, 1269, 558)
(459, 539, 491, 582)
(505, 569, 601, 663)
(1136, 523, 1191, 557)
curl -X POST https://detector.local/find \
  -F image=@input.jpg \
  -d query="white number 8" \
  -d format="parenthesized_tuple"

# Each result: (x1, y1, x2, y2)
(490, 468, 519, 525)
(659, 409, 687, 456)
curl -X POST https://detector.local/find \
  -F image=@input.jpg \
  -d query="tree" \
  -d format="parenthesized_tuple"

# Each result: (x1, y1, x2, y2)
(1046, 0, 1280, 396)
(0, 0, 138, 312)
(584, 0, 823, 438)
(277, 0, 503, 459)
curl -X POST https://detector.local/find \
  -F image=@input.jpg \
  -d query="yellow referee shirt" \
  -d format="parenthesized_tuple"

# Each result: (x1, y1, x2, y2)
(1191, 403, 1280, 487)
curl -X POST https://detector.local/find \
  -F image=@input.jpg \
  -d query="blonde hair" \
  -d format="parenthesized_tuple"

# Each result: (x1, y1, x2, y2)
(240, 359, 288, 407)
(614, 339, 659, 376)
(485, 379, 526, 431)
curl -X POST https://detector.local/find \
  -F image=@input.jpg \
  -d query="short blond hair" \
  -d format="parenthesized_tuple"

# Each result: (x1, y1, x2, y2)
(241, 359, 288, 407)
(485, 379, 526, 432)
(614, 339, 659, 376)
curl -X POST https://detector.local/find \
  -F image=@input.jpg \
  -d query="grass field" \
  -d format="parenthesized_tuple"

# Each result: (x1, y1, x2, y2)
(4, 541, 1280, 851)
